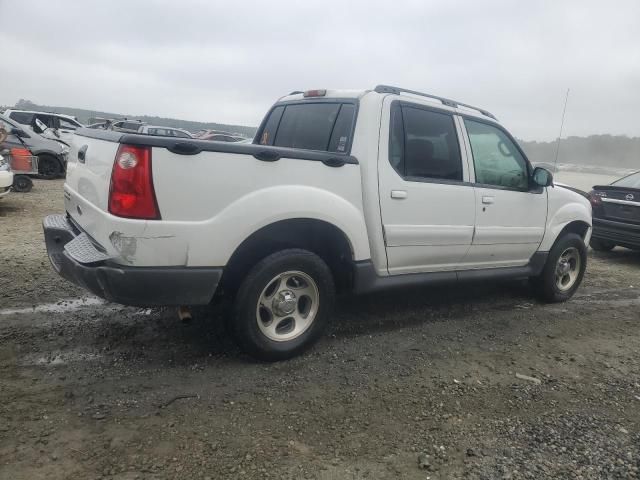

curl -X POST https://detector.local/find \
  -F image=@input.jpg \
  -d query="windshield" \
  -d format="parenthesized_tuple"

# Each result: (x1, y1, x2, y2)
(612, 171, 640, 189)
(0, 114, 20, 129)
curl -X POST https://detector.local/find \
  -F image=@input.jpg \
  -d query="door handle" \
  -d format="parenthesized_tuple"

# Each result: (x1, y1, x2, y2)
(391, 190, 407, 199)
(482, 195, 495, 205)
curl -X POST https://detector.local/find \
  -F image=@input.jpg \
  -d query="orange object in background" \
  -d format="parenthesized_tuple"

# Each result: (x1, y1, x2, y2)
(9, 148, 32, 172)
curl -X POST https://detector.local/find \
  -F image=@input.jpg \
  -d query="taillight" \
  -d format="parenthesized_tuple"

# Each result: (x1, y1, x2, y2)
(108, 144, 160, 220)
(588, 190, 605, 207)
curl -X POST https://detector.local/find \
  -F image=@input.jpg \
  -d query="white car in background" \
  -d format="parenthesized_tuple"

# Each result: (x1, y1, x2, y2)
(139, 125, 193, 138)
(4, 109, 83, 145)
(0, 154, 14, 199)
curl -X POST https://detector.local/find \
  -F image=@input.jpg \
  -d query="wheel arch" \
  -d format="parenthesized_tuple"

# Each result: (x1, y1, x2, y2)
(36, 152, 65, 177)
(557, 220, 591, 241)
(539, 200, 592, 251)
(219, 218, 356, 295)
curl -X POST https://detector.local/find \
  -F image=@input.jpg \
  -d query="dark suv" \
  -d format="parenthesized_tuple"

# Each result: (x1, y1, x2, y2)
(589, 171, 640, 251)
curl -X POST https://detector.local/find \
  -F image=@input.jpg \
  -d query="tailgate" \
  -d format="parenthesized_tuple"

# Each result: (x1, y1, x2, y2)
(64, 128, 123, 240)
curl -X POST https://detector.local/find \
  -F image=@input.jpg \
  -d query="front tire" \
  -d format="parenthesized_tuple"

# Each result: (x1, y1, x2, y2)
(589, 238, 615, 252)
(533, 233, 587, 302)
(232, 249, 335, 361)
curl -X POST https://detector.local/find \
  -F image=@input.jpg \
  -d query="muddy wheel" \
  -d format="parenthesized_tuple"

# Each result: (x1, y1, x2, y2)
(232, 249, 335, 361)
(532, 233, 587, 302)
(589, 238, 615, 252)
(12, 175, 33, 193)
(37, 154, 63, 179)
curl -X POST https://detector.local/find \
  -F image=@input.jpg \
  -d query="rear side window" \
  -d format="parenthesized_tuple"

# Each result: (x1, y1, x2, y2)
(259, 106, 284, 146)
(59, 118, 78, 130)
(9, 112, 34, 125)
(389, 104, 463, 181)
(259, 102, 356, 153)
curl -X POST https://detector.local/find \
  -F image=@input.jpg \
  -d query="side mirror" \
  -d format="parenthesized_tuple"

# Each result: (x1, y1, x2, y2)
(532, 167, 553, 188)
(35, 118, 49, 133)
(10, 127, 29, 138)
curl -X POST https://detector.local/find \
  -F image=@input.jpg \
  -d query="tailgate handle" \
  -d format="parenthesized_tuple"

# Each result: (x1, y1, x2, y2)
(253, 150, 281, 162)
(167, 142, 202, 155)
(77, 145, 88, 163)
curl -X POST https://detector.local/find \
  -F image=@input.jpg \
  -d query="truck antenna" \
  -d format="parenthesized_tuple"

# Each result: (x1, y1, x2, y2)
(553, 88, 570, 171)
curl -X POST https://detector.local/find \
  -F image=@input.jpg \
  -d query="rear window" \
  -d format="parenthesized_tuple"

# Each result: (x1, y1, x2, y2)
(613, 172, 640, 189)
(259, 102, 356, 153)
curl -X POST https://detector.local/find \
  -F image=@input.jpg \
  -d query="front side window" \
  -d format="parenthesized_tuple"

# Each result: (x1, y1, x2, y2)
(35, 114, 56, 129)
(465, 119, 529, 190)
(389, 104, 463, 181)
(171, 129, 190, 138)
(259, 102, 356, 153)
(59, 118, 78, 130)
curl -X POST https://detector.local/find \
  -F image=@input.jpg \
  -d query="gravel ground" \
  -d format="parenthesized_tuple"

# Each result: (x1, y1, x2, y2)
(1, 180, 639, 480)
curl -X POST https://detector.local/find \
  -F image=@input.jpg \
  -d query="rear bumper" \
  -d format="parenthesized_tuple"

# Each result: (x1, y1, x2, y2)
(592, 217, 640, 248)
(43, 214, 222, 306)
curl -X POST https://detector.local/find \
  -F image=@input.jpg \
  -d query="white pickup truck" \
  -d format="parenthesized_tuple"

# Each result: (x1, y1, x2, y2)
(44, 85, 592, 360)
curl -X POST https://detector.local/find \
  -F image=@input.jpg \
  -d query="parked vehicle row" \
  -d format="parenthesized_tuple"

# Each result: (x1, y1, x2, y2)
(0, 108, 251, 183)
(89, 119, 248, 141)
(44, 85, 592, 361)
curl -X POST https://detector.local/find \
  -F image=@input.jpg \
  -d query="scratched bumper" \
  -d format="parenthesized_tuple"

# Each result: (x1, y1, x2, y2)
(43, 214, 222, 307)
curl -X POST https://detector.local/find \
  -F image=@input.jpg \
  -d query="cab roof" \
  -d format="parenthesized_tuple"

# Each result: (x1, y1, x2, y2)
(278, 85, 498, 122)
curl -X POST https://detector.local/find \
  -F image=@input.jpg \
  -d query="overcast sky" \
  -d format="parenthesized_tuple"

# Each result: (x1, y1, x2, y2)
(0, 0, 638, 141)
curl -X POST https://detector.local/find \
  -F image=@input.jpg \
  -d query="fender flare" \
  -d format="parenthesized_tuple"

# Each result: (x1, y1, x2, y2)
(539, 201, 592, 251)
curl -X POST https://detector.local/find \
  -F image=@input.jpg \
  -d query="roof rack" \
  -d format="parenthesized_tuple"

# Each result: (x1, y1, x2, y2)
(374, 85, 496, 120)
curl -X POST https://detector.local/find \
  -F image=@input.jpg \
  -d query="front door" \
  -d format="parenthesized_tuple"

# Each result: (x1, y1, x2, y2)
(378, 99, 476, 274)
(460, 118, 547, 268)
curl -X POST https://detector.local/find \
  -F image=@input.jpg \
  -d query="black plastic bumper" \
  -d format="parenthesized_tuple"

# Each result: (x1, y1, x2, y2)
(43, 215, 222, 307)
(592, 217, 640, 249)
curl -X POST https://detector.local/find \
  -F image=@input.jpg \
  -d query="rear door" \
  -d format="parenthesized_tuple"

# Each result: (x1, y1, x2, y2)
(378, 98, 476, 274)
(460, 118, 547, 268)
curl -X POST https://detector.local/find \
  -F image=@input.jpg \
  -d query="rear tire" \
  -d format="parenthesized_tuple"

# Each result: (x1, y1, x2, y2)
(231, 249, 335, 361)
(37, 154, 63, 179)
(532, 233, 587, 302)
(589, 238, 615, 252)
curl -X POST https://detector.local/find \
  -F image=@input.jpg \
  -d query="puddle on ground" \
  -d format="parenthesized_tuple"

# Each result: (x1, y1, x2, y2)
(0, 297, 107, 315)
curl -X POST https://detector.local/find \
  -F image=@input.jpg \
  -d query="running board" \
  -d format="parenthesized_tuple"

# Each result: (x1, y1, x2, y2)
(353, 252, 548, 294)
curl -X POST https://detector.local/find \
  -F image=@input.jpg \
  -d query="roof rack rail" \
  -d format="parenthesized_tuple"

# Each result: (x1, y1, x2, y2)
(374, 85, 496, 120)
(289, 90, 304, 95)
